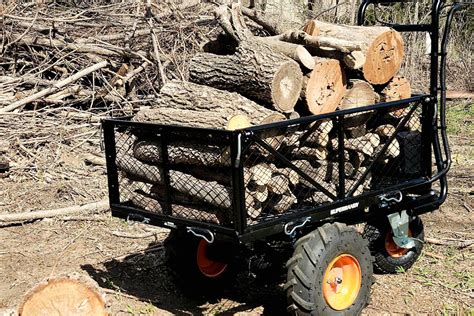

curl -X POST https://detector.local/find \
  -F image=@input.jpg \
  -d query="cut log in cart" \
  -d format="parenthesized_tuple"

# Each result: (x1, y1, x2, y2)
(99, 0, 464, 314)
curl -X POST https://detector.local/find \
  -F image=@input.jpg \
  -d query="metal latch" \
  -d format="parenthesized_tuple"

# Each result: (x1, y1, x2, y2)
(387, 211, 417, 249)
(379, 191, 403, 208)
(186, 227, 215, 244)
(284, 217, 311, 236)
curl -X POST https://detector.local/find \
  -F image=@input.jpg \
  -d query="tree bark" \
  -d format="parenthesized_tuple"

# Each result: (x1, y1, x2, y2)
(256, 37, 315, 70)
(189, 43, 303, 113)
(189, 4, 303, 113)
(134, 80, 285, 128)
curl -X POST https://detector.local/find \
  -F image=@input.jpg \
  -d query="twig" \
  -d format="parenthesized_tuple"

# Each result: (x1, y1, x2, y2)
(0, 61, 108, 113)
(0, 200, 109, 223)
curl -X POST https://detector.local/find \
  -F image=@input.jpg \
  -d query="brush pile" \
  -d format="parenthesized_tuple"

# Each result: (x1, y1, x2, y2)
(0, 1, 418, 224)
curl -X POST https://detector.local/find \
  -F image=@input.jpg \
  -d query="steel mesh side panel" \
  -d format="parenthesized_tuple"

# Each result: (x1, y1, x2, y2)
(243, 101, 423, 227)
(113, 126, 234, 228)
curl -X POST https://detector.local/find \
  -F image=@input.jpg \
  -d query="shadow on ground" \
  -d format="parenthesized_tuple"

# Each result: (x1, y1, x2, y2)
(82, 241, 287, 315)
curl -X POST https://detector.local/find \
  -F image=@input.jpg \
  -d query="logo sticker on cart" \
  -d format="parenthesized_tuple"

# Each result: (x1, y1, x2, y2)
(330, 202, 359, 215)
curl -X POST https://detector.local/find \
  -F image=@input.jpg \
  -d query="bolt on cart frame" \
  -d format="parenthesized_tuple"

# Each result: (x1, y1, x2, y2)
(103, 0, 466, 244)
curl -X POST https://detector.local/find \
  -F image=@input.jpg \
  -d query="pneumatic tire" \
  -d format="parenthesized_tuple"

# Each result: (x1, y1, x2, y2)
(285, 223, 373, 315)
(363, 215, 424, 274)
(164, 230, 234, 297)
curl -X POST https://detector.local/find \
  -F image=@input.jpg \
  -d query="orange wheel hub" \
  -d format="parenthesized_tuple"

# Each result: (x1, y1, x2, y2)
(322, 254, 362, 310)
(385, 229, 412, 258)
(196, 240, 227, 278)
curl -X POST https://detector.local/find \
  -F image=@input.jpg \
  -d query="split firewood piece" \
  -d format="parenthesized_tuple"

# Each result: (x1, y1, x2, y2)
(256, 37, 315, 70)
(247, 200, 263, 219)
(339, 79, 380, 127)
(345, 125, 367, 138)
(375, 139, 401, 159)
(374, 124, 396, 138)
(332, 138, 375, 156)
(296, 21, 404, 84)
(18, 276, 107, 316)
(293, 160, 333, 186)
(189, 5, 303, 113)
(249, 163, 273, 186)
(247, 182, 269, 202)
(291, 145, 328, 160)
(311, 191, 332, 204)
(134, 80, 285, 128)
(301, 58, 346, 115)
(270, 191, 298, 213)
(346, 168, 372, 195)
(269, 164, 300, 185)
(305, 129, 329, 147)
(267, 174, 290, 195)
(348, 151, 366, 175)
(380, 76, 411, 102)
(357, 133, 381, 148)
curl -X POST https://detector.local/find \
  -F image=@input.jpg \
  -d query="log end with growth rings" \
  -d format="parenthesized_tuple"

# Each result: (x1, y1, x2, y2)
(271, 60, 304, 113)
(18, 278, 107, 316)
(305, 59, 346, 115)
(363, 30, 404, 85)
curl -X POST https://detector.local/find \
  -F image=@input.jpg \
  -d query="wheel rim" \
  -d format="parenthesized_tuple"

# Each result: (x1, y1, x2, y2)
(196, 240, 227, 278)
(385, 229, 412, 258)
(322, 254, 362, 311)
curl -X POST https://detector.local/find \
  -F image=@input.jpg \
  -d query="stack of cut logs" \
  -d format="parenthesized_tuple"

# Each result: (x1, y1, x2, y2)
(118, 4, 416, 224)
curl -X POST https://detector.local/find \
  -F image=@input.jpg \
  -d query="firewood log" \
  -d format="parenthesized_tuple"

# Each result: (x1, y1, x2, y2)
(117, 154, 232, 210)
(297, 21, 404, 84)
(301, 58, 346, 115)
(189, 5, 303, 113)
(256, 37, 315, 70)
(379, 76, 411, 102)
(345, 125, 367, 138)
(268, 191, 298, 213)
(134, 80, 285, 128)
(290, 145, 328, 160)
(375, 139, 401, 159)
(249, 163, 273, 186)
(18, 277, 107, 316)
(267, 174, 290, 195)
(133, 138, 230, 167)
(374, 124, 396, 138)
(130, 190, 221, 224)
(247, 182, 269, 202)
(150, 185, 232, 223)
(339, 79, 380, 127)
(269, 164, 300, 185)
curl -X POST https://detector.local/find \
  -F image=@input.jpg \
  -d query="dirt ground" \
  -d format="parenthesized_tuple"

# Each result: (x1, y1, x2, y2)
(0, 104, 473, 315)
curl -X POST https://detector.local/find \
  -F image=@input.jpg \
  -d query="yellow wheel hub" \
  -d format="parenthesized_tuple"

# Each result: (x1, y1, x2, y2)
(322, 254, 362, 310)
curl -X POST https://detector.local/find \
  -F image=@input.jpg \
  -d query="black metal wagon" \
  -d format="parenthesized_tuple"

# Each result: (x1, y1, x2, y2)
(102, 0, 468, 314)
